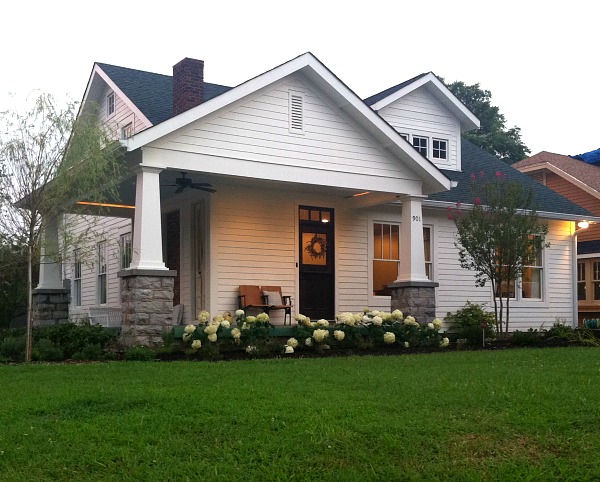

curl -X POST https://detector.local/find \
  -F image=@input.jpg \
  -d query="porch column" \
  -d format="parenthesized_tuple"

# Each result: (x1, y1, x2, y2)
(388, 195, 438, 323)
(33, 215, 69, 326)
(119, 165, 175, 346)
(130, 166, 167, 270)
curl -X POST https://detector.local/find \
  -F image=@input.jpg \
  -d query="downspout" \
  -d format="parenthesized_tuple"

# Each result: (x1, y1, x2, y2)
(572, 231, 578, 328)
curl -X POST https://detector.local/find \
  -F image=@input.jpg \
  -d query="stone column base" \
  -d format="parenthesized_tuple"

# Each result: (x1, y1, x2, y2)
(32, 288, 70, 326)
(388, 280, 439, 324)
(118, 269, 177, 347)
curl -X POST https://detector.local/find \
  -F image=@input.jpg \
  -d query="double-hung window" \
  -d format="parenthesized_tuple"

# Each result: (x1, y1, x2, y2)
(496, 235, 543, 300)
(107, 92, 115, 116)
(412, 136, 428, 157)
(73, 250, 82, 307)
(120, 233, 132, 269)
(97, 241, 107, 305)
(432, 138, 447, 161)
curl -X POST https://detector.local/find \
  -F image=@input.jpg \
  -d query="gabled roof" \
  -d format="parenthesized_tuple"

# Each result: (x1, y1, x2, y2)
(514, 151, 600, 199)
(96, 63, 232, 125)
(127, 52, 454, 195)
(364, 72, 480, 133)
(428, 140, 593, 219)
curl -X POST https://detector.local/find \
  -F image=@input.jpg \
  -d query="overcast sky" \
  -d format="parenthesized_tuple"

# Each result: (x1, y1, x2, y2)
(1, 0, 597, 157)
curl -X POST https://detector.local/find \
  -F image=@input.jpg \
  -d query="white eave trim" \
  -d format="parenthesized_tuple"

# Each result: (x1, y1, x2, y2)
(422, 199, 600, 223)
(126, 52, 453, 194)
(369, 73, 480, 132)
(518, 162, 600, 200)
(81, 64, 152, 128)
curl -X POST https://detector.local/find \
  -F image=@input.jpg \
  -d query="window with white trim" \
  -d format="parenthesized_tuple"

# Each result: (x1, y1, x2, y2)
(73, 250, 82, 307)
(120, 233, 132, 269)
(496, 235, 543, 300)
(373, 224, 433, 296)
(107, 92, 115, 116)
(432, 138, 448, 161)
(412, 136, 428, 156)
(577, 262, 586, 301)
(120, 123, 132, 140)
(400, 133, 410, 142)
(97, 241, 107, 305)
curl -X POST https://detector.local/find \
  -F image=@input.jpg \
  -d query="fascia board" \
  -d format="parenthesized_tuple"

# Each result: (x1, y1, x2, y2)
(369, 73, 480, 132)
(519, 163, 600, 200)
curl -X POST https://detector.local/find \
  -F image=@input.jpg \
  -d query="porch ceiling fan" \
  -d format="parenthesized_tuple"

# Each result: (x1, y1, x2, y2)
(165, 172, 216, 194)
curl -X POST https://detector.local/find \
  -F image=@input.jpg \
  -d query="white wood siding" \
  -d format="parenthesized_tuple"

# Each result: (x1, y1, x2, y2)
(377, 87, 461, 171)
(154, 75, 421, 190)
(100, 85, 148, 140)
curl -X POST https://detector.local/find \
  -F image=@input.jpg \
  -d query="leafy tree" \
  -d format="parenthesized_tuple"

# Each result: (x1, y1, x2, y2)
(445, 80, 530, 164)
(0, 93, 124, 361)
(450, 172, 548, 337)
(0, 236, 29, 328)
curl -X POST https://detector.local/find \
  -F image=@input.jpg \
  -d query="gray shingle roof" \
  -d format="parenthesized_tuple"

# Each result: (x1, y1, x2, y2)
(96, 62, 232, 125)
(363, 72, 429, 106)
(430, 140, 592, 217)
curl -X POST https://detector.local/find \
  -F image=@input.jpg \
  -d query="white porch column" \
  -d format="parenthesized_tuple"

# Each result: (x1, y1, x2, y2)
(396, 195, 429, 283)
(130, 166, 167, 270)
(36, 215, 64, 290)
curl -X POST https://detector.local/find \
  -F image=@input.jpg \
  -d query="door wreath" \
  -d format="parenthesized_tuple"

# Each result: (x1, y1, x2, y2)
(305, 235, 327, 259)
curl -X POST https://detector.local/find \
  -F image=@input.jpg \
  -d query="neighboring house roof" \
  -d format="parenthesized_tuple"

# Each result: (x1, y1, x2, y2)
(428, 140, 592, 219)
(513, 151, 600, 198)
(364, 71, 479, 132)
(96, 62, 232, 125)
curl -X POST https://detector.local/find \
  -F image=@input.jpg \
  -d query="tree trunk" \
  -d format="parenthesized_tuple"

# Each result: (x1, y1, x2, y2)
(25, 243, 33, 363)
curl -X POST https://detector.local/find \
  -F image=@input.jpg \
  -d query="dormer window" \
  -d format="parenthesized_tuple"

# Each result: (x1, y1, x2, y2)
(432, 139, 447, 160)
(121, 123, 133, 139)
(107, 92, 115, 116)
(412, 136, 428, 157)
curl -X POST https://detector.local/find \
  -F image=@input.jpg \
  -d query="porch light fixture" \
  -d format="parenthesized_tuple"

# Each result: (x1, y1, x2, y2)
(76, 201, 136, 209)
(577, 220, 590, 230)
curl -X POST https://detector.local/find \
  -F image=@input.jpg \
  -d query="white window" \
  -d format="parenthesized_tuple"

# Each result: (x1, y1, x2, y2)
(107, 92, 115, 116)
(120, 123, 132, 139)
(373, 224, 433, 296)
(289, 91, 304, 134)
(97, 241, 107, 305)
(120, 233, 132, 269)
(412, 136, 428, 157)
(496, 235, 543, 300)
(432, 138, 448, 161)
(577, 262, 586, 301)
(73, 250, 82, 307)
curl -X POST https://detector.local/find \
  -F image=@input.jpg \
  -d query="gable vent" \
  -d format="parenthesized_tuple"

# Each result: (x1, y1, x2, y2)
(289, 91, 304, 134)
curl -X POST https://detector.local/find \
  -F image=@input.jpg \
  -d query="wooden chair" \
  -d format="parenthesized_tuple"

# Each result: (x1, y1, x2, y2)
(261, 285, 293, 325)
(238, 285, 270, 313)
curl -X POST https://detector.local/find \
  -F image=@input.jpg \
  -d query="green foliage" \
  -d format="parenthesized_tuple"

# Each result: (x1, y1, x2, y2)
(124, 345, 155, 361)
(0, 334, 25, 362)
(446, 302, 496, 345)
(0, 238, 29, 329)
(452, 174, 548, 336)
(32, 338, 64, 361)
(511, 328, 543, 346)
(445, 80, 530, 164)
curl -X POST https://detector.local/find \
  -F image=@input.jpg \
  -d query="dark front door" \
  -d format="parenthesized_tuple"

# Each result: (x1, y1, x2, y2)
(299, 206, 334, 320)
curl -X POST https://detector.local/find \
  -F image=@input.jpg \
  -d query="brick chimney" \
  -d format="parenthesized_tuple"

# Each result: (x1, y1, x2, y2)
(172, 58, 204, 116)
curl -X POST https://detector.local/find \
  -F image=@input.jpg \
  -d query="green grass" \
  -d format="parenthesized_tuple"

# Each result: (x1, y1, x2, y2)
(1, 348, 599, 481)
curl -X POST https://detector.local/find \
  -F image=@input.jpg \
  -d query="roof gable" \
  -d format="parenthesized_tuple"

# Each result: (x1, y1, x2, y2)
(365, 72, 480, 133)
(430, 140, 593, 219)
(128, 52, 453, 195)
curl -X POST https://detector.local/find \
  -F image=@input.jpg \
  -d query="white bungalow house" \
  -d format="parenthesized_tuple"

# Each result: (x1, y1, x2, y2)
(32, 53, 594, 345)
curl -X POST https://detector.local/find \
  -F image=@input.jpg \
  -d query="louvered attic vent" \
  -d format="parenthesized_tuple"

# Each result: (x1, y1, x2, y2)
(289, 91, 304, 134)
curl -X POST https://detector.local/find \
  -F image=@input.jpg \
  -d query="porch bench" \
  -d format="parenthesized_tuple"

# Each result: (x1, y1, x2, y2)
(238, 285, 293, 325)
(87, 307, 122, 328)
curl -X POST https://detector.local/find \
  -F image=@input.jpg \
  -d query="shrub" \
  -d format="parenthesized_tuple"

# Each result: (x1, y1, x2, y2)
(35, 323, 117, 358)
(511, 329, 543, 346)
(0, 335, 26, 362)
(73, 343, 104, 361)
(124, 345, 156, 361)
(32, 338, 64, 361)
(446, 302, 495, 345)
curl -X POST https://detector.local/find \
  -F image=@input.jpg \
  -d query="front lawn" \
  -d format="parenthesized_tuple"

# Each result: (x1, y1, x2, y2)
(1, 348, 599, 481)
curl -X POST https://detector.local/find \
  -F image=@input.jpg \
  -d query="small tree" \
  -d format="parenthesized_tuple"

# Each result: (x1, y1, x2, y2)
(0, 93, 124, 361)
(451, 172, 548, 337)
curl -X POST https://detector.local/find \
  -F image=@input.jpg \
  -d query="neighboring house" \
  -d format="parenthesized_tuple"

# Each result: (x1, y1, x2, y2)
(33, 53, 594, 345)
(514, 150, 600, 323)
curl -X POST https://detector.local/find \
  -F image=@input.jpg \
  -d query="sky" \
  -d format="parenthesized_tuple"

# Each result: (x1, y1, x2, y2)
(1, 0, 597, 157)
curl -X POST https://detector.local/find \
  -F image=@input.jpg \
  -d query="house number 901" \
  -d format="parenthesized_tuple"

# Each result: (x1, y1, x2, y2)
(412, 215, 421, 222)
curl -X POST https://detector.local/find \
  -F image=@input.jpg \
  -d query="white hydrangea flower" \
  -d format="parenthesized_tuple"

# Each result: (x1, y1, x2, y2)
(220, 320, 231, 329)
(284, 345, 294, 354)
(370, 310, 380, 317)
(182, 332, 193, 342)
(372, 316, 383, 326)
(433, 318, 443, 330)
(213, 315, 224, 324)
(404, 341, 409, 348)
(427, 322, 435, 329)
(336, 312, 356, 326)
(231, 328, 241, 339)
(287, 337, 299, 348)
(391, 309, 404, 321)
(312, 329, 329, 343)
(305, 337, 313, 347)
(245, 345, 257, 354)
(404, 316, 418, 326)
(245, 316, 257, 324)
(204, 324, 218, 335)
(208, 333, 218, 342)
(235, 309, 245, 317)
(317, 319, 330, 328)
(362, 315, 371, 323)
(191, 339, 201, 350)
(184, 324, 196, 334)
(197, 310, 210, 322)
(383, 332, 395, 344)
(256, 312, 270, 323)
(334, 330, 345, 341)
(440, 337, 450, 348)
(353, 313, 363, 323)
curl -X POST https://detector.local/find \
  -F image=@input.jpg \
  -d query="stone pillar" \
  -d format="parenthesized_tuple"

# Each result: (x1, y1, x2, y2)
(388, 195, 438, 323)
(118, 269, 176, 347)
(32, 288, 69, 326)
(388, 280, 439, 324)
